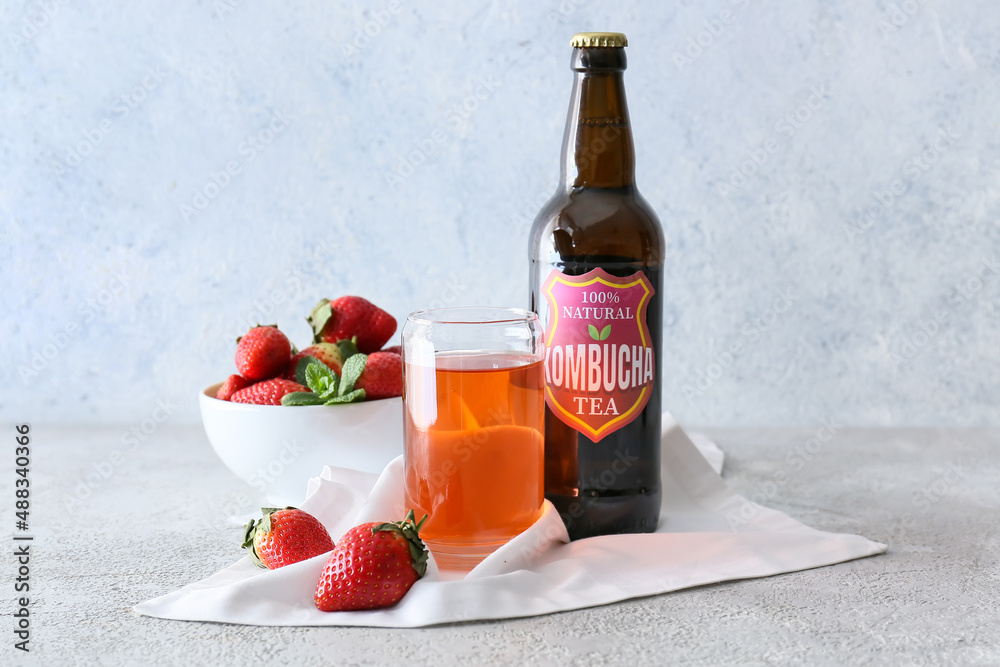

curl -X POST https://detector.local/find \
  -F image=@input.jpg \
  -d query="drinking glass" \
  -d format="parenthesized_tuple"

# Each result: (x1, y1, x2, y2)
(402, 307, 545, 571)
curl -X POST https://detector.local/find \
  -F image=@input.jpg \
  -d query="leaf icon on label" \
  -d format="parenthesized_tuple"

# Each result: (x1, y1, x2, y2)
(599, 324, 612, 340)
(588, 324, 600, 340)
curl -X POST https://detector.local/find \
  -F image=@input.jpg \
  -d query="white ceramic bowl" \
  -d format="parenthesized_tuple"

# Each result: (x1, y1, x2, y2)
(200, 383, 403, 506)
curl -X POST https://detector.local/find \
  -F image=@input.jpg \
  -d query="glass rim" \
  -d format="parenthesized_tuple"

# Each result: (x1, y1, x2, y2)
(405, 306, 538, 326)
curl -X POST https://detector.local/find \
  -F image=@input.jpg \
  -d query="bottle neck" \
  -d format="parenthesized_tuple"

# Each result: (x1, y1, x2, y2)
(560, 47, 636, 189)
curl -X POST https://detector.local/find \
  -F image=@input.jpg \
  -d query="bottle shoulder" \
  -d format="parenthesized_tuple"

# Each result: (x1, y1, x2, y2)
(529, 186, 664, 265)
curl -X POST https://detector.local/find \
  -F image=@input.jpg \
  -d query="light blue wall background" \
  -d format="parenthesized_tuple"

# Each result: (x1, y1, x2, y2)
(2, 0, 998, 426)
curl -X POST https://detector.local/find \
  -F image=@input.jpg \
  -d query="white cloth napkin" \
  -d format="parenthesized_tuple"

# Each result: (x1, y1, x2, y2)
(134, 415, 886, 626)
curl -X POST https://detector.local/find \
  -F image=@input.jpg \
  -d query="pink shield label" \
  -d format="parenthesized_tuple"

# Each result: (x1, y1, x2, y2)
(541, 267, 655, 442)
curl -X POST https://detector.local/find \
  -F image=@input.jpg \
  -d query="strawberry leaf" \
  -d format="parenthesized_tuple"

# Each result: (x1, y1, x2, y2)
(242, 518, 266, 568)
(338, 353, 367, 396)
(257, 507, 280, 534)
(600, 324, 612, 340)
(372, 509, 429, 578)
(324, 388, 366, 404)
(588, 324, 600, 340)
(281, 392, 325, 406)
(307, 299, 333, 344)
(241, 519, 257, 550)
(242, 507, 282, 568)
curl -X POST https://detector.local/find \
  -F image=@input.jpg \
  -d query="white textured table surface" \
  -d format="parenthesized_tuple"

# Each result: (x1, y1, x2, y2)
(3, 425, 998, 666)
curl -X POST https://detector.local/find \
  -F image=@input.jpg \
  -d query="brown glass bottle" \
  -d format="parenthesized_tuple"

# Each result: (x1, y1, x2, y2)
(529, 33, 664, 541)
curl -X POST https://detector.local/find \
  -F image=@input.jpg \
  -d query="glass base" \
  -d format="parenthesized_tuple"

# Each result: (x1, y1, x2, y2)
(426, 538, 510, 572)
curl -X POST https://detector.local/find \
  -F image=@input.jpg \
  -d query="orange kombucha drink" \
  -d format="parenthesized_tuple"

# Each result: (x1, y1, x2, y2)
(403, 352, 544, 570)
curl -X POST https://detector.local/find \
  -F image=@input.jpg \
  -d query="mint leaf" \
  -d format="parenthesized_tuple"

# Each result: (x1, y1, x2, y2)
(588, 324, 600, 340)
(318, 382, 340, 401)
(336, 337, 360, 360)
(281, 392, 324, 406)
(305, 358, 334, 393)
(600, 324, 612, 340)
(338, 353, 367, 396)
(325, 388, 366, 404)
(294, 355, 318, 386)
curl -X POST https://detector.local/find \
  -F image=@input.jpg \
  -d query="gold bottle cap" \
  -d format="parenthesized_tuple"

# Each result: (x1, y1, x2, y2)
(570, 32, 628, 48)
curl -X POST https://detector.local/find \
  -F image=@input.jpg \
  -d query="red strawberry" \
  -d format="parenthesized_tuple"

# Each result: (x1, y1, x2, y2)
(216, 374, 251, 401)
(355, 351, 402, 400)
(308, 297, 396, 354)
(236, 325, 292, 381)
(231, 378, 308, 405)
(242, 507, 334, 570)
(283, 343, 344, 380)
(381, 344, 401, 356)
(314, 510, 428, 612)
